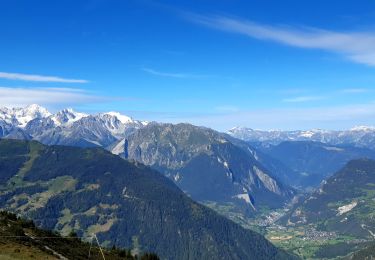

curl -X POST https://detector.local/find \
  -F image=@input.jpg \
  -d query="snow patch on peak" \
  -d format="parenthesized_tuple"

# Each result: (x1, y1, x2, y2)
(51, 108, 88, 126)
(299, 131, 315, 138)
(350, 125, 375, 132)
(21, 104, 50, 116)
(104, 112, 133, 124)
(228, 126, 253, 133)
(1, 104, 51, 127)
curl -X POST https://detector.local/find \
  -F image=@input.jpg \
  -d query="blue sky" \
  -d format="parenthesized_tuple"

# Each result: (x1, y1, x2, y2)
(1, 0, 375, 130)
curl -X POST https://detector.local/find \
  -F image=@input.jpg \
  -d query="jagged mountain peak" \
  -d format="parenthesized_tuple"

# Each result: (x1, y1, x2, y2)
(23, 103, 49, 112)
(228, 126, 253, 132)
(51, 107, 88, 126)
(1, 104, 140, 129)
(0, 104, 145, 148)
(350, 125, 375, 132)
(0, 104, 51, 127)
(15, 104, 51, 118)
(117, 122, 295, 214)
(104, 111, 134, 124)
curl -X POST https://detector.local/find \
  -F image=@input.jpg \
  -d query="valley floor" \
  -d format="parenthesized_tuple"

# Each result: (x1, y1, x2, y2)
(205, 202, 374, 259)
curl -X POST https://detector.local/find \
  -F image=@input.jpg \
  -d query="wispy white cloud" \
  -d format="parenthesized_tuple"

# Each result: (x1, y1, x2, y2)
(0, 72, 88, 83)
(187, 14, 375, 66)
(0, 87, 109, 107)
(142, 68, 187, 78)
(282, 96, 325, 103)
(341, 88, 369, 93)
(142, 68, 209, 78)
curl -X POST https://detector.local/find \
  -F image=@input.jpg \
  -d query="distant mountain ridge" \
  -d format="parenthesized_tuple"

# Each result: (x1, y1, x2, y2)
(228, 126, 375, 149)
(259, 141, 375, 188)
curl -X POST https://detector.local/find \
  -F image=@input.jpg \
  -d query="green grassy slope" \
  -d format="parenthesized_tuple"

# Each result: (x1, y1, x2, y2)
(0, 211, 157, 260)
(285, 159, 375, 239)
(0, 139, 295, 260)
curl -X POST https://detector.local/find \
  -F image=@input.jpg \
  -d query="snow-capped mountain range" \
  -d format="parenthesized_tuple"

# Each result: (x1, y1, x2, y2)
(228, 126, 375, 149)
(0, 105, 295, 213)
(0, 104, 51, 128)
(0, 104, 147, 147)
(3, 104, 375, 150)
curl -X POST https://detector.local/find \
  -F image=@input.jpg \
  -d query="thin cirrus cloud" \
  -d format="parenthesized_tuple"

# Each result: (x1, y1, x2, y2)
(0, 87, 110, 107)
(341, 88, 369, 93)
(187, 14, 375, 66)
(282, 96, 325, 103)
(0, 72, 89, 83)
(142, 68, 209, 79)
